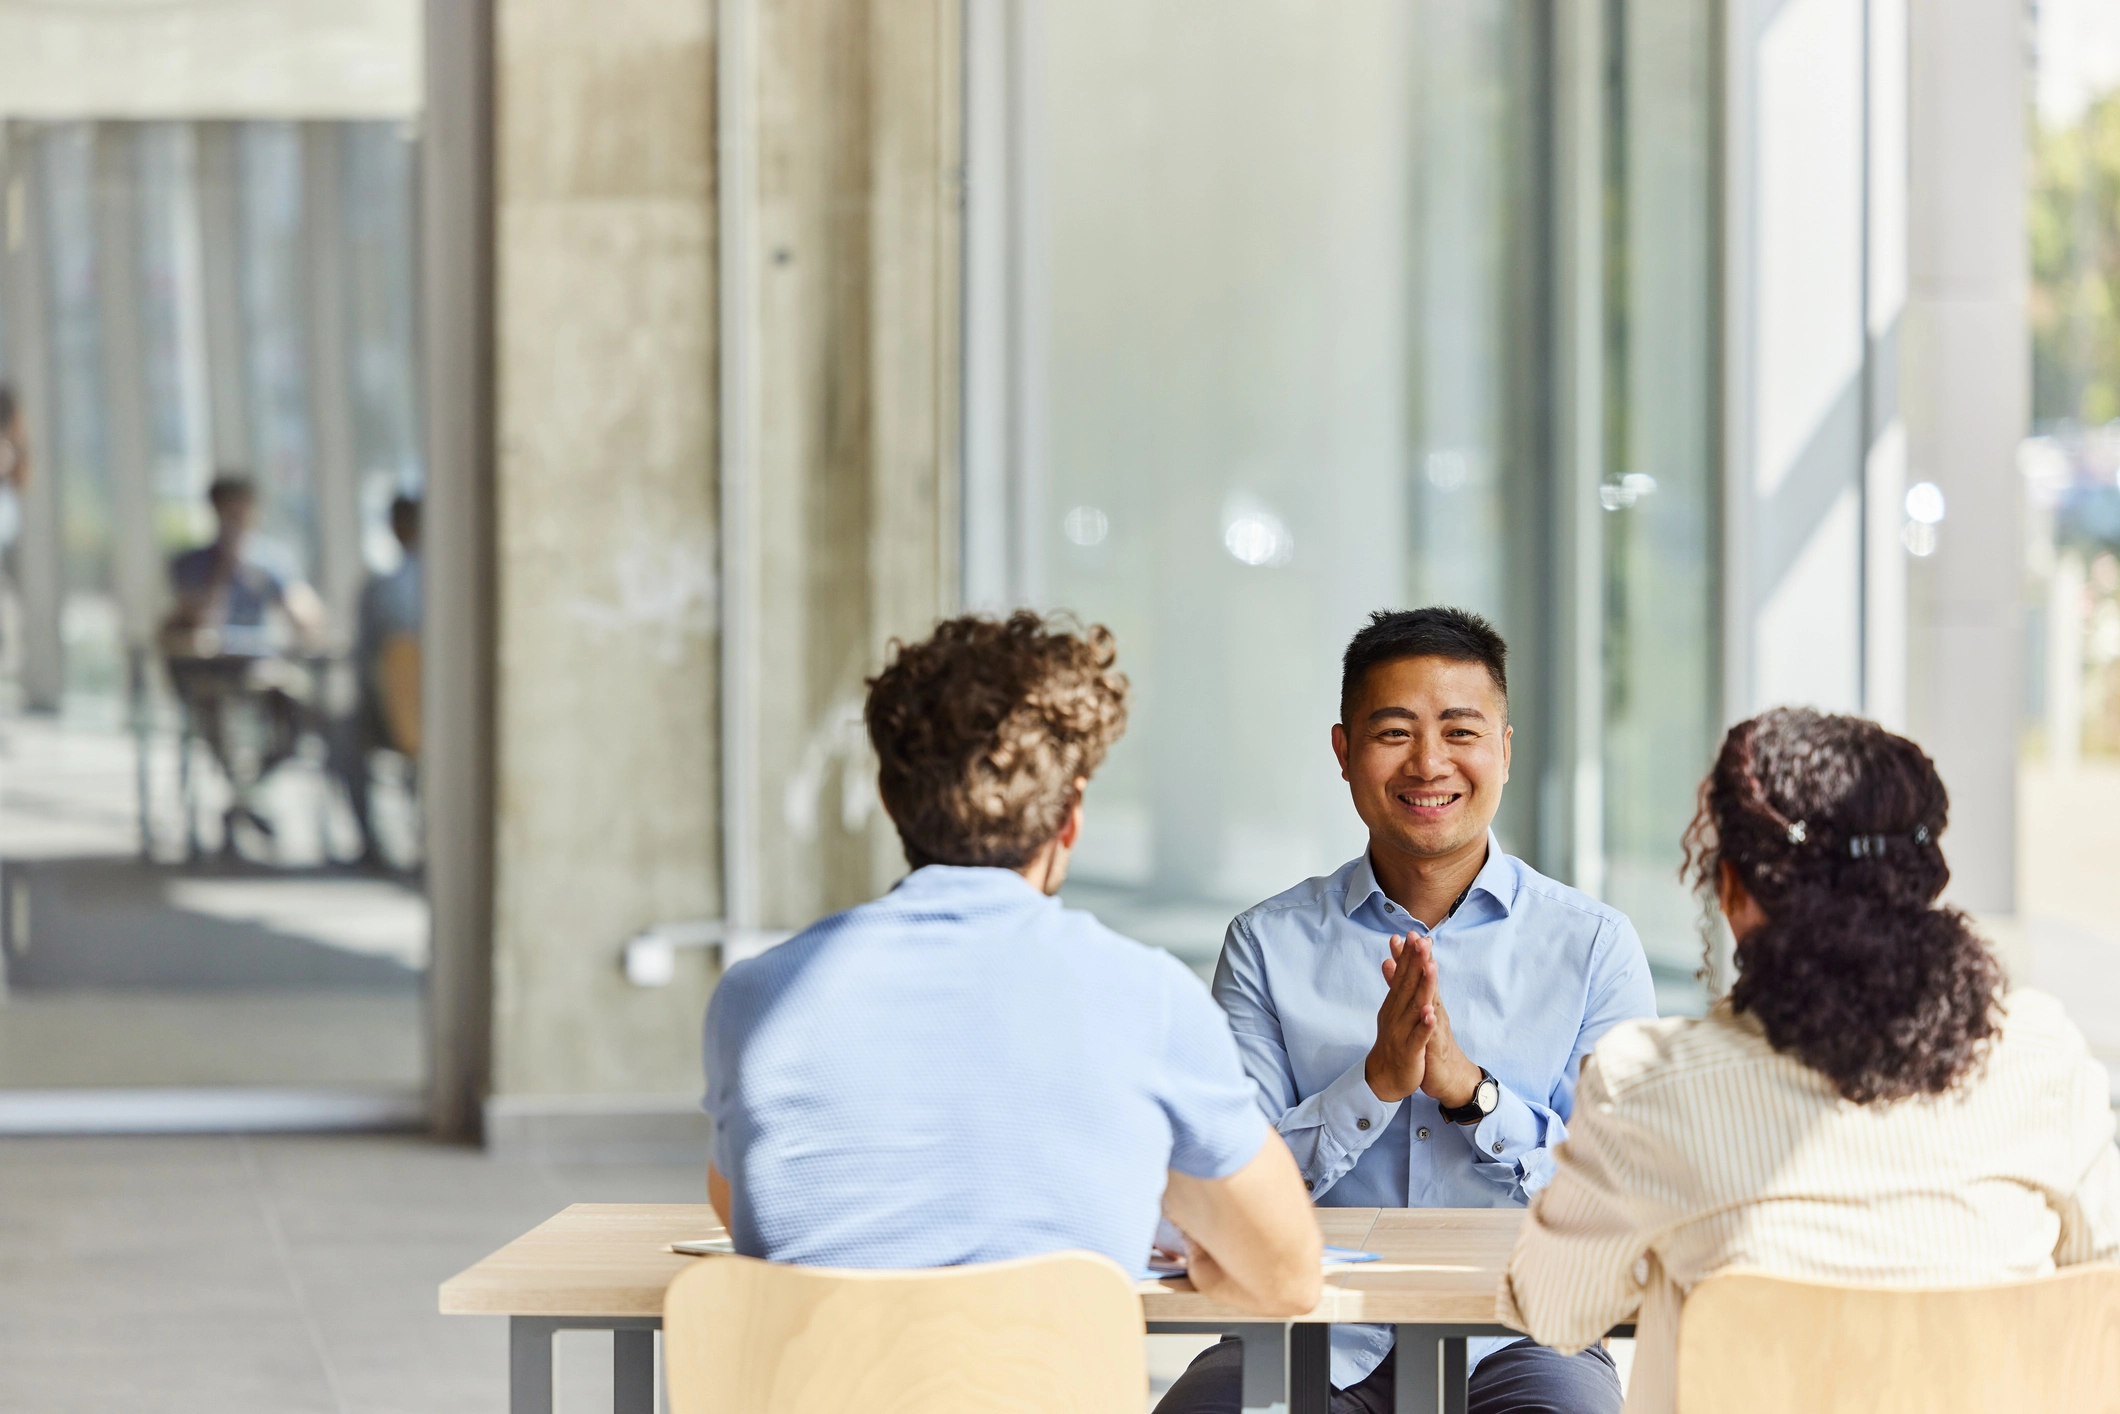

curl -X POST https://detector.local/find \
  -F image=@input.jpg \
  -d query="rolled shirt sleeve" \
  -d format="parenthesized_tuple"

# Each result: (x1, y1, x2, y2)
(1460, 1079, 1558, 1197)
(1452, 913, 1656, 1202)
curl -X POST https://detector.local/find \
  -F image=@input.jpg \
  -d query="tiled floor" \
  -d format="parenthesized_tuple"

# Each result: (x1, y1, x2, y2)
(0, 1133, 1221, 1413)
(0, 1133, 706, 1414)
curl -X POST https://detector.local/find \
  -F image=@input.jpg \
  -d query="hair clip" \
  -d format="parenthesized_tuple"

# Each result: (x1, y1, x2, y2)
(1913, 824, 1931, 845)
(1848, 835, 1887, 859)
(1785, 820, 1808, 845)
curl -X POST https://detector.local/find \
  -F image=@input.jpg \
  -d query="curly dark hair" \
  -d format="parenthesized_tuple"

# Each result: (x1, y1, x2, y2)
(1682, 708, 2002, 1103)
(865, 612, 1129, 870)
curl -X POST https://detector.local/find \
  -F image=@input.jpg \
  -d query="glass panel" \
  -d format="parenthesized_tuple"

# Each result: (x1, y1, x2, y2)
(1033, 0, 1552, 970)
(1601, 0, 1719, 1011)
(2020, 3, 2120, 1045)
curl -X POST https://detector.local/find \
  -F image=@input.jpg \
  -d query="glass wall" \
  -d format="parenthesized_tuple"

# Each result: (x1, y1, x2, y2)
(990, 0, 1719, 993)
(1599, 0, 1721, 993)
(2018, 0, 2120, 1001)
(0, 117, 426, 1100)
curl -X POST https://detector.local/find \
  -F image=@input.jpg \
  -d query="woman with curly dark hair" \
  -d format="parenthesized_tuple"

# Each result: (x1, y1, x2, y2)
(1499, 708, 2120, 1414)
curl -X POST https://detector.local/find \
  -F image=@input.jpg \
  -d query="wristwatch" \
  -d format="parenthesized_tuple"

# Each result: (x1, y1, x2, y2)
(1438, 1067, 1500, 1126)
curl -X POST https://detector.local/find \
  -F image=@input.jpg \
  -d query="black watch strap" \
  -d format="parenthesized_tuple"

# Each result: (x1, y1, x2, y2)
(1437, 1067, 1497, 1126)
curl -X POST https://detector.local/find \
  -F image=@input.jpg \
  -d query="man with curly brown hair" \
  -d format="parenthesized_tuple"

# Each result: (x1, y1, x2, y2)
(701, 611, 1324, 1314)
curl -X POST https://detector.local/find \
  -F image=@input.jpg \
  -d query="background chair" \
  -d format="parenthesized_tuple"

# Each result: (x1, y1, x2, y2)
(1676, 1265, 2120, 1413)
(664, 1250, 1147, 1414)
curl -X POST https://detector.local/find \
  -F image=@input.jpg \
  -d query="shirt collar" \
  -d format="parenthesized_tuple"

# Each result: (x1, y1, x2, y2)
(1343, 831, 1520, 923)
(890, 863, 1053, 904)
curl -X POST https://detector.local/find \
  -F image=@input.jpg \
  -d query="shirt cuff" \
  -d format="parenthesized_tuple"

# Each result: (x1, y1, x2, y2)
(1466, 1080, 1545, 1171)
(1308, 1060, 1401, 1183)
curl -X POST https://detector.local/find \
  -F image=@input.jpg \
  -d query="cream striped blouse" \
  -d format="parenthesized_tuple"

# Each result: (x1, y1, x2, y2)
(1498, 988, 2120, 1414)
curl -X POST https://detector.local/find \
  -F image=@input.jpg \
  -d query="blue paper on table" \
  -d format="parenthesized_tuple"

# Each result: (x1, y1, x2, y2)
(1144, 1245, 1380, 1279)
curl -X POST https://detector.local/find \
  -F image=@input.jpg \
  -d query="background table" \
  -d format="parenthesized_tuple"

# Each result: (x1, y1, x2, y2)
(440, 1203, 1595, 1414)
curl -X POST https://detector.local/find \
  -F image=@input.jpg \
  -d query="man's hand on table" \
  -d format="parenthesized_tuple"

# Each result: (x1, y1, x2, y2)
(1369, 934, 1482, 1111)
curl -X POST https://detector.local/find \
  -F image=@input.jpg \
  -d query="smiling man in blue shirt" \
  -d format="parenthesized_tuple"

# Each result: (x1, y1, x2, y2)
(1157, 608, 1655, 1414)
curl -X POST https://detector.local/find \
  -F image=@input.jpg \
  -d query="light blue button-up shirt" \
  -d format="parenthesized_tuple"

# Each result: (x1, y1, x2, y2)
(1213, 835, 1656, 1387)
(704, 865, 1268, 1277)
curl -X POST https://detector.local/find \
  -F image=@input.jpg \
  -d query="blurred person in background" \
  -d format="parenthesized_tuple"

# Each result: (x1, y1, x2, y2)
(161, 474, 327, 852)
(1501, 708, 2120, 1414)
(0, 382, 27, 553)
(1161, 607, 1653, 1414)
(703, 612, 1324, 1317)
(333, 494, 421, 867)
(0, 384, 28, 658)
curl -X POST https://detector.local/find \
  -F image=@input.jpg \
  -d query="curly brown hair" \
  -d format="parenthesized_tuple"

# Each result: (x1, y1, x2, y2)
(1682, 708, 2002, 1104)
(864, 612, 1130, 870)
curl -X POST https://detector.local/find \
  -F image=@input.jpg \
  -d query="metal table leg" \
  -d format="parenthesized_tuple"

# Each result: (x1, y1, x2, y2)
(508, 1315, 662, 1414)
(614, 1327, 656, 1414)
(1146, 1320, 1299, 1414)
(509, 1318, 555, 1414)
(1393, 1325, 1521, 1414)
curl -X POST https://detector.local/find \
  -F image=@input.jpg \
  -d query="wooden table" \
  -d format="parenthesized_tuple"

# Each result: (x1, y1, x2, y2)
(441, 1204, 1587, 1414)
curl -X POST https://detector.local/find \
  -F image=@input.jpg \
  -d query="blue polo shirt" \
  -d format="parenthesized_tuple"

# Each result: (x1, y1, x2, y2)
(702, 864, 1269, 1273)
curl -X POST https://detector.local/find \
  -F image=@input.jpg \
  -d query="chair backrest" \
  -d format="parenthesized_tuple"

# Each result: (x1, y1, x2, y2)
(663, 1250, 1146, 1414)
(376, 632, 420, 758)
(1675, 1265, 2120, 1414)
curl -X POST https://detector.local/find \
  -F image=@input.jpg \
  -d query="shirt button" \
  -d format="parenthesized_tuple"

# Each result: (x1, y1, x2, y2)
(1356, 1118, 1371, 1131)
(1305, 1179, 1314, 1191)
(1492, 1141, 1504, 1155)
(1416, 1126, 1430, 1140)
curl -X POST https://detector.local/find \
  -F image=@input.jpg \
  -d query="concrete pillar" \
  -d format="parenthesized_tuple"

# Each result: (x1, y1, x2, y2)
(486, 0, 723, 1120)
(92, 123, 164, 650)
(1724, 0, 1869, 721)
(1903, 0, 2027, 914)
(744, 0, 961, 928)
(422, 0, 497, 1141)
(301, 124, 364, 638)
(2, 123, 65, 710)
(194, 122, 255, 478)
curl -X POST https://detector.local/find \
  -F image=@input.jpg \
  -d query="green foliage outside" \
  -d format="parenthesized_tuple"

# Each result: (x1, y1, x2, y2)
(2032, 90, 2120, 427)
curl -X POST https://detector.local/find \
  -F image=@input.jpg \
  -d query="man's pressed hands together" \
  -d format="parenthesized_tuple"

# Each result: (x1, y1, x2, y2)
(1364, 933, 1482, 1110)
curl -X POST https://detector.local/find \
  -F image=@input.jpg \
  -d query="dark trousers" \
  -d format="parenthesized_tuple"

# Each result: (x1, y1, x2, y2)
(1154, 1334, 1621, 1414)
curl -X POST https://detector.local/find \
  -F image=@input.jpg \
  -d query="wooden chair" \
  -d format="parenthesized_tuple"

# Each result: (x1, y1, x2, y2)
(376, 632, 421, 759)
(1675, 1265, 2120, 1413)
(663, 1250, 1147, 1414)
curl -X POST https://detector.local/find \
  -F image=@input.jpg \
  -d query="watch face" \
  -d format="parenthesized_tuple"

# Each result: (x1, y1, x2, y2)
(1476, 1076, 1499, 1112)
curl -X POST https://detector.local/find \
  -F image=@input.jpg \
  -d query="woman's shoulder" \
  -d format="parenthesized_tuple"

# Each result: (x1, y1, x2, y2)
(1990, 986, 2097, 1063)
(1587, 1004, 1785, 1099)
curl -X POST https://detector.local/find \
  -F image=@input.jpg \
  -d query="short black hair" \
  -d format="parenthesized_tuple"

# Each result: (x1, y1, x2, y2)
(207, 473, 256, 509)
(1340, 607, 1508, 723)
(389, 494, 421, 541)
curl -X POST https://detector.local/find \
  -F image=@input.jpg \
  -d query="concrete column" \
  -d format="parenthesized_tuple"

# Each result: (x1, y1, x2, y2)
(1725, 0, 1869, 721)
(2, 122, 65, 709)
(1550, 0, 1606, 893)
(1864, 0, 1912, 731)
(748, 0, 962, 928)
(301, 123, 363, 639)
(92, 123, 164, 650)
(194, 122, 255, 477)
(487, 0, 722, 1112)
(1902, 0, 2027, 914)
(422, 0, 497, 1140)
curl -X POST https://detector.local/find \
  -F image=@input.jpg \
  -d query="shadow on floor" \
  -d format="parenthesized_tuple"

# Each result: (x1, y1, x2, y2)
(2, 855, 422, 992)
